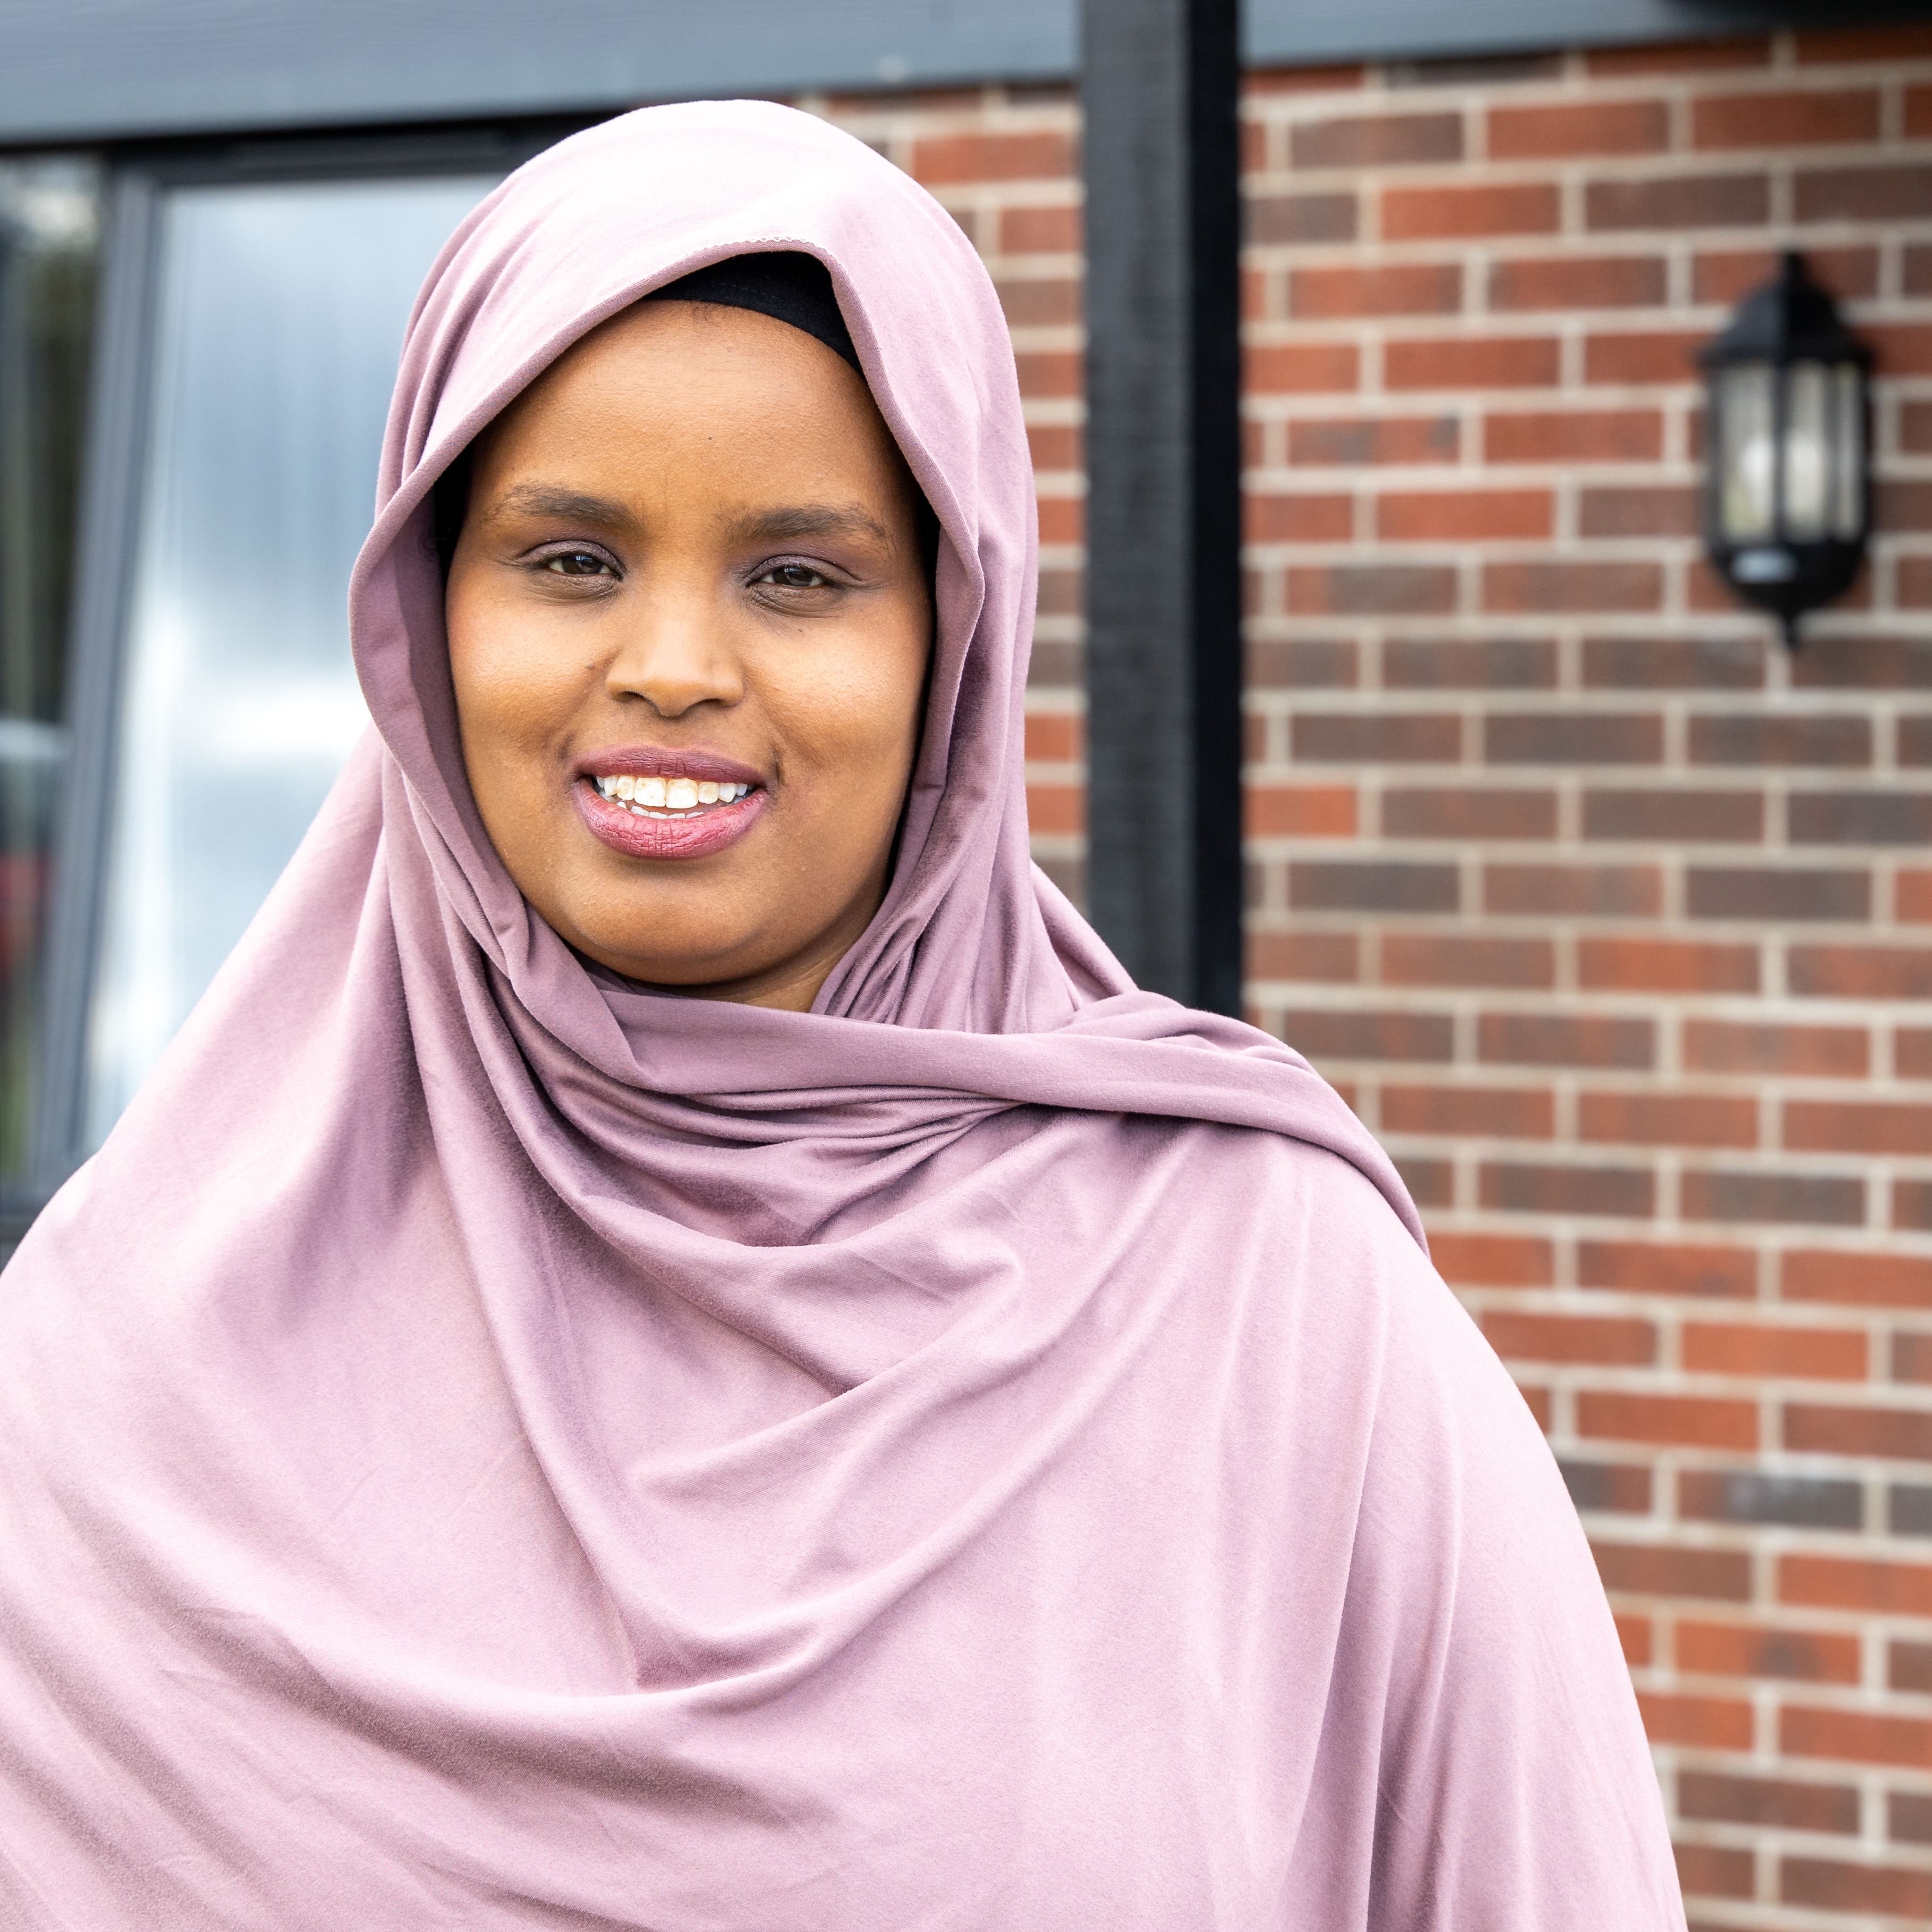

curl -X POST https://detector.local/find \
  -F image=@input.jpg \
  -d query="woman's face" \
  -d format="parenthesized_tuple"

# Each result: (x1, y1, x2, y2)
(445, 299, 932, 1011)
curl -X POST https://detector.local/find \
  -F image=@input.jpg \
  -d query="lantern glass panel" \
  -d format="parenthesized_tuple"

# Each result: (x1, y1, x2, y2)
(1832, 361, 1862, 543)
(1717, 361, 1775, 542)
(1784, 361, 1830, 539)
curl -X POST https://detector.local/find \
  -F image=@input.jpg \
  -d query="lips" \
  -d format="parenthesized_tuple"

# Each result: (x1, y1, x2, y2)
(571, 746, 768, 861)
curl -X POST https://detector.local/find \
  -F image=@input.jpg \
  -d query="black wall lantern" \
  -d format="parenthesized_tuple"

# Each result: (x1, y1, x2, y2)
(1700, 251, 1873, 648)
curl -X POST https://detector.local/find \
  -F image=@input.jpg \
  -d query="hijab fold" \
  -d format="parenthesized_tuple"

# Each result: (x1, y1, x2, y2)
(0, 102, 1683, 1929)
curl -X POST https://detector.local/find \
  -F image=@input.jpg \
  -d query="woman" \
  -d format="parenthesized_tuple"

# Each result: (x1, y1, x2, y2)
(0, 103, 1684, 1927)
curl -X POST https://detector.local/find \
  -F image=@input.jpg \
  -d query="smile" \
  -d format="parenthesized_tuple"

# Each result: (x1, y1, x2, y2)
(592, 773, 754, 818)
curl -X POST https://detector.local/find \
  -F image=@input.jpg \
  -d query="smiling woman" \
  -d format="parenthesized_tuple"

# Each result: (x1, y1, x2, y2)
(445, 289, 931, 1008)
(0, 101, 1683, 1930)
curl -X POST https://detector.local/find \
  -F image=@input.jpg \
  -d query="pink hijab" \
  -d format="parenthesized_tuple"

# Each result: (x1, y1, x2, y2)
(0, 103, 1683, 1928)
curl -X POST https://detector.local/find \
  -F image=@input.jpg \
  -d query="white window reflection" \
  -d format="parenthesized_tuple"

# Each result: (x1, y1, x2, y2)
(85, 174, 494, 1145)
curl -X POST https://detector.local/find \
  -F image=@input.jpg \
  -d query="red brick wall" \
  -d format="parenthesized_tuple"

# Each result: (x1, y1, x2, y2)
(818, 29, 1932, 1920)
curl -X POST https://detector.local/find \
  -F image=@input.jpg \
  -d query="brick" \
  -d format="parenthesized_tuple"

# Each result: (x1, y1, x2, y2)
(1903, 719, 1932, 767)
(1244, 342, 1361, 394)
(1896, 1334, 1932, 1385)
(1580, 1239, 1754, 1298)
(1488, 100, 1668, 159)
(1785, 1405, 1932, 1464)
(1515, 1383, 1551, 1429)
(1027, 784, 1082, 835)
(1383, 637, 1554, 688)
(1791, 792, 1932, 845)
(1585, 789, 1761, 842)
(1689, 714, 1870, 765)
(1382, 935, 1553, 988)
(1485, 713, 1661, 764)
(1384, 336, 1560, 390)
(1587, 172, 1769, 231)
(1287, 263, 1461, 320)
(999, 203, 1080, 255)
(1687, 869, 1869, 923)
(1681, 1171, 1864, 1227)
(1023, 713, 1080, 763)
(1893, 1640, 1932, 1693)
(1285, 414, 1457, 466)
(1245, 930, 1358, 982)
(1392, 1155, 1452, 1207)
(1483, 409, 1661, 463)
(1583, 329, 1708, 384)
(1694, 243, 1879, 304)
(1787, 1101, 1932, 1157)
(1783, 1555, 1932, 1618)
(1246, 492, 1353, 543)
(1557, 1459, 1653, 1512)
(1672, 1839, 1754, 1896)
(1900, 558, 1932, 609)
(1693, 88, 1881, 149)
(1892, 1484, 1932, 1534)
(1484, 864, 1660, 917)
(911, 130, 1074, 184)
(1284, 564, 1456, 617)
(1686, 1020, 1867, 1078)
(1381, 1083, 1552, 1137)
(1479, 1012, 1653, 1069)
(1685, 1323, 1865, 1381)
(1483, 562, 1664, 616)
(1887, 1178, 1932, 1233)
(1796, 164, 1932, 224)
(1898, 1027, 1932, 1076)
(1794, 23, 1932, 57)
(1579, 939, 1758, 994)
(1788, 947, 1932, 998)
(1615, 1613, 1651, 1665)
(1246, 639, 1356, 688)
(1486, 253, 1666, 311)
(1791, 635, 1932, 689)
(1587, 38, 1770, 74)
(1290, 714, 1459, 762)
(1485, 1310, 1654, 1365)
(1579, 1390, 1754, 1449)
(1290, 111, 1462, 169)
(1677, 1620, 1861, 1685)
(1784, 1251, 1932, 1310)
(995, 275, 1079, 328)
(1244, 785, 1356, 837)
(1577, 485, 1698, 539)
(1864, 323, 1932, 377)
(1894, 1791, 1932, 1843)
(1429, 1232, 1553, 1286)
(1244, 191, 1356, 246)
(1280, 1008, 1453, 1060)
(1382, 788, 1555, 839)
(1383, 182, 1560, 241)
(1481, 1161, 1653, 1217)
(1906, 402, 1932, 455)
(1376, 489, 1551, 542)
(1584, 636, 1763, 690)
(1593, 1540, 1752, 1600)
(1782, 1858, 1932, 1917)
(1580, 1092, 1756, 1148)
(1678, 1769, 1858, 1832)
(1013, 349, 1080, 397)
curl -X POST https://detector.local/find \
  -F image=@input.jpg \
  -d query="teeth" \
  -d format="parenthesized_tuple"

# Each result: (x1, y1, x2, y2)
(592, 774, 751, 812)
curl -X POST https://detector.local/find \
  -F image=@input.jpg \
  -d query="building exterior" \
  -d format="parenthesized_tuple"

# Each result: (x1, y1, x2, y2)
(2, 3, 1930, 1922)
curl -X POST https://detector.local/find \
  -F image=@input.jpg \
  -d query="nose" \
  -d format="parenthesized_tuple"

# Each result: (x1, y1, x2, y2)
(604, 584, 745, 720)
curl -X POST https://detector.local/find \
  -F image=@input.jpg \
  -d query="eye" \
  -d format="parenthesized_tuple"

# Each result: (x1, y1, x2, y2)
(540, 549, 615, 578)
(756, 564, 830, 590)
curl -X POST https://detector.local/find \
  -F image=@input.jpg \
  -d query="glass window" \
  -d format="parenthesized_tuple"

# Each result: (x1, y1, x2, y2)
(0, 159, 101, 1202)
(82, 173, 495, 1147)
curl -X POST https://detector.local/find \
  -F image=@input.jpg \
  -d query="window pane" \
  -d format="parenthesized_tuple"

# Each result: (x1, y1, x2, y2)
(84, 174, 494, 1147)
(0, 159, 101, 1198)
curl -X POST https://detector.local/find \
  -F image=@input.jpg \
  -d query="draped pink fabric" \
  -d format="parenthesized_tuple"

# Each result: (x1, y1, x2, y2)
(0, 103, 1684, 1928)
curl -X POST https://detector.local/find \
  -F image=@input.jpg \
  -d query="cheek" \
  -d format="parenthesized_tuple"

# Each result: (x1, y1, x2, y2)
(768, 614, 929, 787)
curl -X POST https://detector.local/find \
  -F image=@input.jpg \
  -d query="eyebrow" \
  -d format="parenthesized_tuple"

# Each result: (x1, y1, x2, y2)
(484, 483, 632, 531)
(727, 503, 893, 547)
